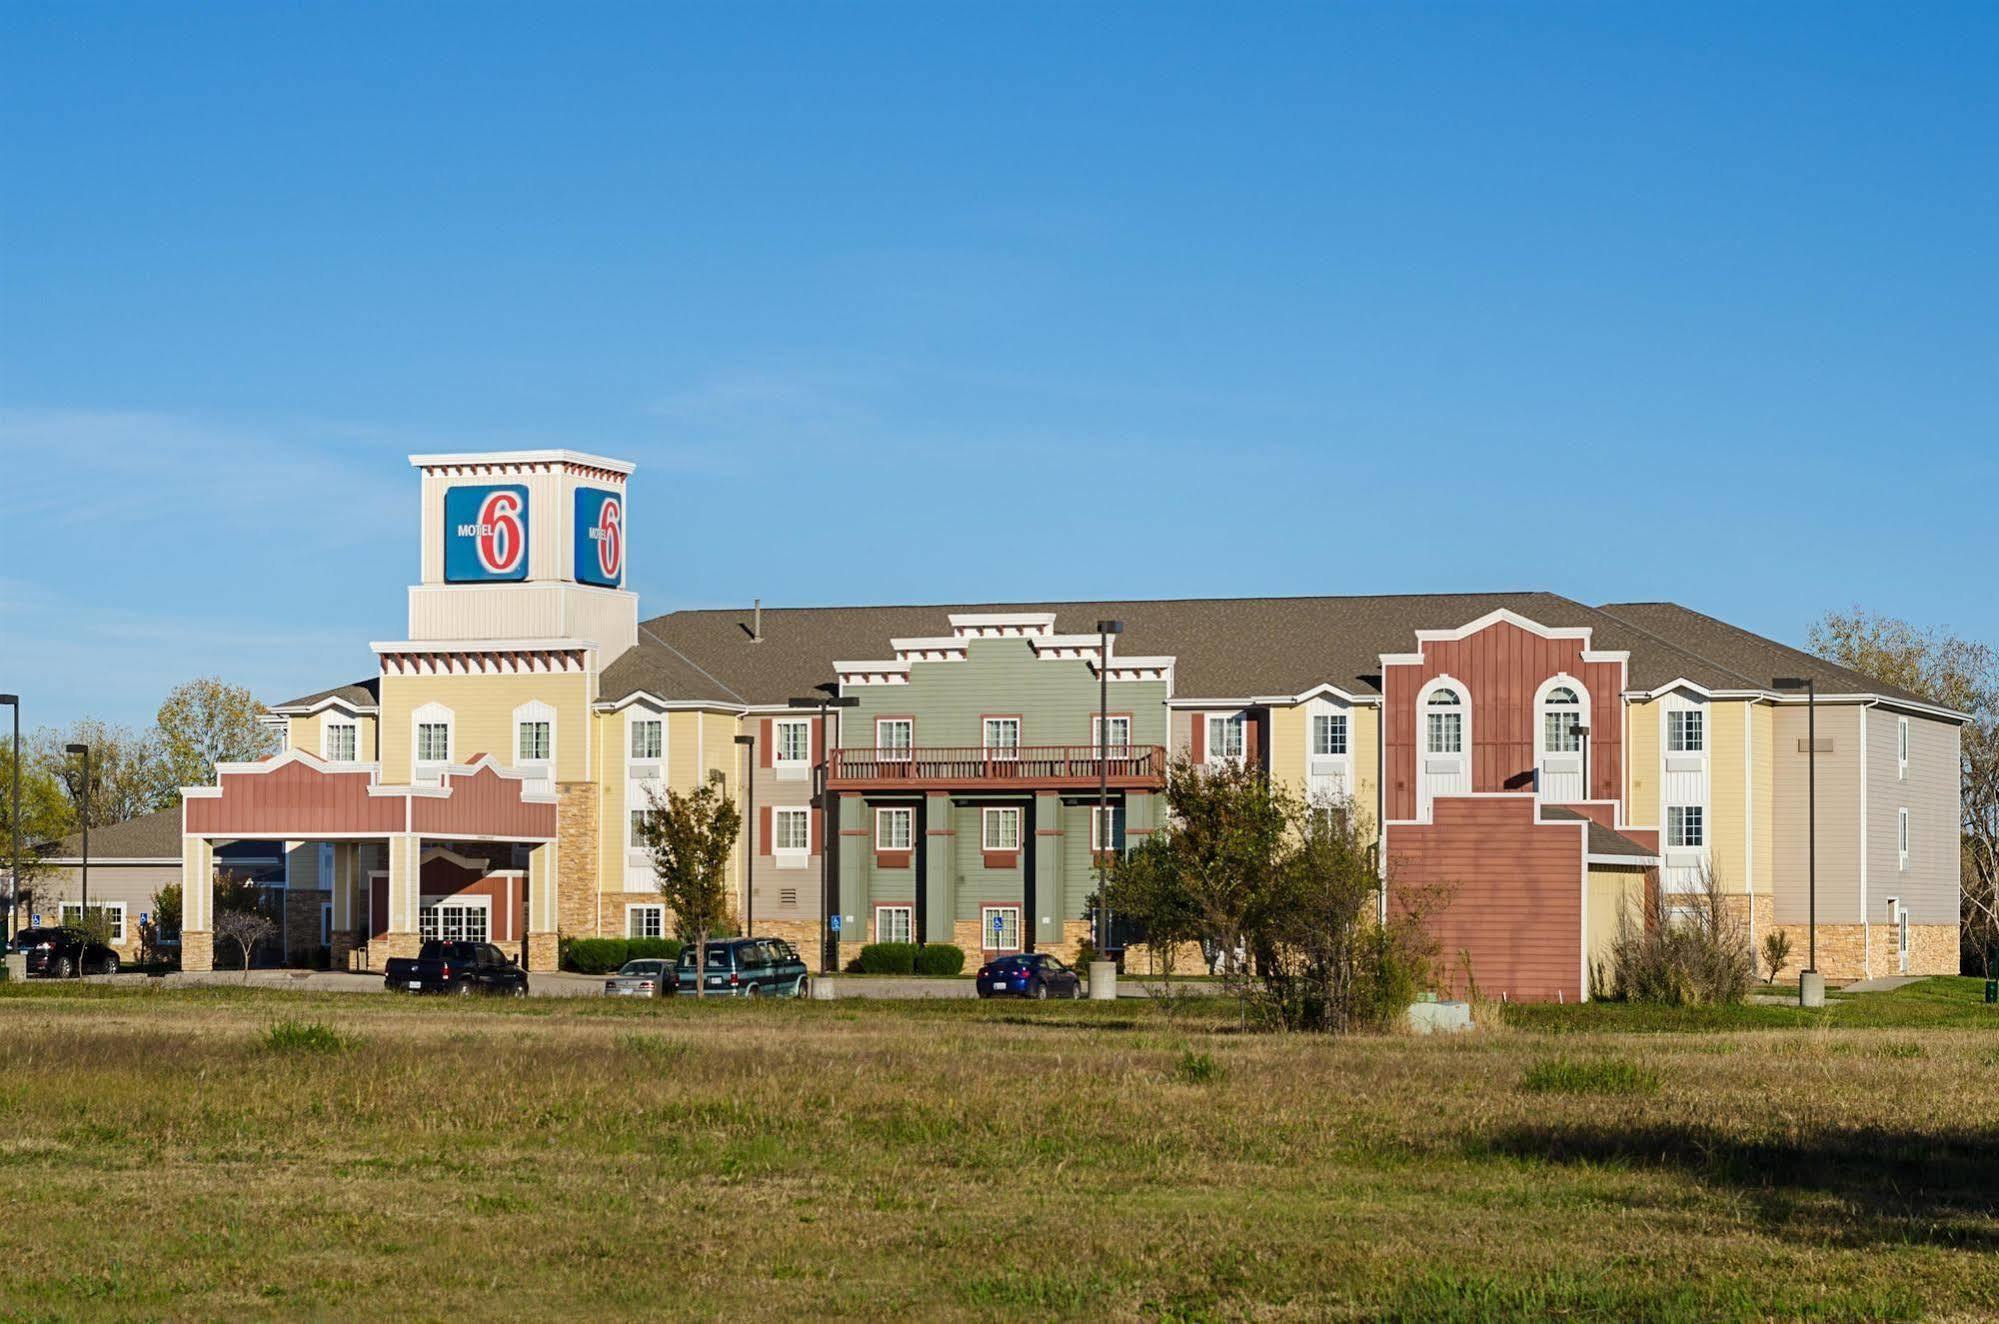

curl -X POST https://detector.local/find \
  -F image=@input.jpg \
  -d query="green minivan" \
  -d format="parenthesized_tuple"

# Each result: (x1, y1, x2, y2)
(674, 937, 810, 997)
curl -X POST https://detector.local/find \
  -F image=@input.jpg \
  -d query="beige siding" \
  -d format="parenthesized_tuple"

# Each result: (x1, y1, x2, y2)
(1708, 700, 1747, 892)
(33, 862, 179, 952)
(1772, 703, 1863, 925)
(1868, 709, 1961, 927)
(1267, 705, 1306, 796)
(1625, 698, 1660, 827)
(1585, 864, 1647, 994)
(1750, 702, 1775, 899)
(379, 672, 592, 783)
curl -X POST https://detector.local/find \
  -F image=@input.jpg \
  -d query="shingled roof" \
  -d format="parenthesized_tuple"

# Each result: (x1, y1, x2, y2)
(1542, 808, 1660, 861)
(598, 591, 1941, 710)
(270, 678, 380, 713)
(45, 807, 183, 861)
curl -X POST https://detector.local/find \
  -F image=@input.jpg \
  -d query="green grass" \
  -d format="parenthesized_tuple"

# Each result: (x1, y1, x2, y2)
(0, 977, 1992, 1320)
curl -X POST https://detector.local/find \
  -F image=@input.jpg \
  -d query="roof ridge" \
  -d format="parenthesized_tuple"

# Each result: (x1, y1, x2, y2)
(635, 622, 747, 705)
(1599, 601, 1914, 698)
(638, 588, 1569, 627)
(1589, 605, 1770, 690)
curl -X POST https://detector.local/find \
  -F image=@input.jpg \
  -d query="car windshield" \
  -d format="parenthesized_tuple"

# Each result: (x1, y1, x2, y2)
(12, 929, 60, 948)
(617, 960, 665, 977)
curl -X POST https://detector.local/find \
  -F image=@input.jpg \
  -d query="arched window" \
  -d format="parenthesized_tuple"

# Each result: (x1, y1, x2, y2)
(1425, 686, 1463, 754)
(1541, 685, 1582, 753)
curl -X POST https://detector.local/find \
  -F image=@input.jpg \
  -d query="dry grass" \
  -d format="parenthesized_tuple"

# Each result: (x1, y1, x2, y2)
(0, 979, 1996, 1321)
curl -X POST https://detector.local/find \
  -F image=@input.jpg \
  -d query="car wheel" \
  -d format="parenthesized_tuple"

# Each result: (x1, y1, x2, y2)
(744, 982, 761, 999)
(101, 953, 119, 976)
(54, 955, 73, 979)
(792, 975, 809, 999)
(512, 983, 528, 998)
(456, 980, 475, 996)
(1033, 980, 1049, 1001)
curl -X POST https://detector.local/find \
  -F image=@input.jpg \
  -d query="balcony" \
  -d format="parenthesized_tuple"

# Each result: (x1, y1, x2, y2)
(826, 744, 1167, 791)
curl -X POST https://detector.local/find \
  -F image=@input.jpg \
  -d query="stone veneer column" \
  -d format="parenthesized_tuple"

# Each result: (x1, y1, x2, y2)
(180, 835, 214, 972)
(555, 782, 599, 938)
(525, 839, 560, 971)
(378, 832, 422, 962)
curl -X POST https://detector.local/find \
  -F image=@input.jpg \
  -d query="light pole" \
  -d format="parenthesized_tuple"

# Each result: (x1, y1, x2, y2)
(65, 742, 90, 978)
(1, 695, 17, 944)
(1774, 676, 1819, 1004)
(1094, 620, 1123, 953)
(734, 733, 755, 937)
(789, 694, 859, 973)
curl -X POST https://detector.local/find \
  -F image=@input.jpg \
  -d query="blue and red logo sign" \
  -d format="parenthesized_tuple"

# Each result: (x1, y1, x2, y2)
(444, 484, 530, 582)
(574, 487, 624, 587)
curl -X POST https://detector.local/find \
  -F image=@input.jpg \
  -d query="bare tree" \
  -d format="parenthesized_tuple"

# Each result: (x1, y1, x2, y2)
(214, 910, 276, 981)
(1810, 608, 1999, 976)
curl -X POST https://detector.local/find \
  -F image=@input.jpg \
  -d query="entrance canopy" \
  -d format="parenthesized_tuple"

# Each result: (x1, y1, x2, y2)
(184, 750, 557, 842)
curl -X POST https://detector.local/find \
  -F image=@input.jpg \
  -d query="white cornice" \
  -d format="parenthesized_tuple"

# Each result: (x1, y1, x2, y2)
(408, 450, 634, 476)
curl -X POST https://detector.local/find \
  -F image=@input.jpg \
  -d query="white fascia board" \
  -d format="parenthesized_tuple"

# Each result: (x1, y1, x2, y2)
(948, 612, 1058, 630)
(1413, 608, 1593, 645)
(1619, 685, 1969, 724)
(1587, 853, 1661, 867)
(887, 636, 965, 653)
(268, 695, 377, 718)
(1579, 650, 1629, 664)
(371, 637, 598, 654)
(1251, 683, 1382, 706)
(594, 691, 747, 714)
(408, 450, 635, 475)
(1379, 652, 1425, 667)
(39, 857, 183, 867)
(834, 658, 912, 675)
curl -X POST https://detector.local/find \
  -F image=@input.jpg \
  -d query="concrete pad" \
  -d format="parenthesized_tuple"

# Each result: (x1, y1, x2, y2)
(1837, 976, 1926, 994)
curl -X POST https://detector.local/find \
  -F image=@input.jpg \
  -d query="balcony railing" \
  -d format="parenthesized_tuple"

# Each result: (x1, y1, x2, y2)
(827, 744, 1166, 786)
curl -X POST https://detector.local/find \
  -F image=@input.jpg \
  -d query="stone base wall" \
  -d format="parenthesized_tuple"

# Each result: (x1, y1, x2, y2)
(555, 782, 599, 939)
(181, 930, 214, 973)
(283, 889, 327, 964)
(1753, 921, 1959, 982)
(371, 932, 422, 964)
(756, 919, 831, 970)
(1042, 921, 1093, 965)
(1911, 923, 1959, 976)
(1123, 940, 1208, 977)
(525, 931, 560, 973)
(597, 890, 664, 940)
(330, 930, 357, 972)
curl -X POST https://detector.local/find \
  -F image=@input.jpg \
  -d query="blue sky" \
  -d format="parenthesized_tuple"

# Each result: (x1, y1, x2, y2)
(4, 3, 1996, 731)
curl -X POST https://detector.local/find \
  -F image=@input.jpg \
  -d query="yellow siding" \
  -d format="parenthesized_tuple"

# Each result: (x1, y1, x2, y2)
(1708, 700, 1746, 892)
(1625, 698, 1660, 827)
(1751, 701, 1775, 898)
(1586, 864, 1647, 994)
(598, 708, 625, 910)
(288, 713, 321, 757)
(1266, 705, 1307, 798)
(1351, 706, 1380, 840)
(286, 712, 377, 761)
(666, 711, 702, 789)
(378, 672, 592, 783)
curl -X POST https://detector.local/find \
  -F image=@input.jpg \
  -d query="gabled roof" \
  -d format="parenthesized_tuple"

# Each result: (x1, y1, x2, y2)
(1593, 602, 1930, 706)
(45, 807, 183, 861)
(270, 678, 380, 713)
(1543, 808, 1658, 861)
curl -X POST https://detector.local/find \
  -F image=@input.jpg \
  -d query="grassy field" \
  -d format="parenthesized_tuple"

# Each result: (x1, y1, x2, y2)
(1, 979, 1997, 1322)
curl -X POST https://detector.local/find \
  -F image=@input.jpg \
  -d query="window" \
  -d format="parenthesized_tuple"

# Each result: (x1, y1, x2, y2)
(1207, 714, 1245, 760)
(981, 904, 1022, 951)
(983, 717, 1021, 759)
(517, 720, 551, 763)
(1667, 805, 1705, 848)
(1899, 807, 1910, 870)
(1312, 712, 1348, 757)
(876, 905, 913, 943)
(1541, 686, 1582, 753)
(419, 899, 489, 944)
(324, 721, 358, 762)
(1425, 689, 1463, 755)
(417, 723, 450, 763)
(1898, 717, 1909, 780)
(982, 806, 1021, 851)
(876, 806, 913, 851)
(61, 901, 126, 945)
(629, 808, 658, 848)
(773, 807, 811, 852)
(1089, 803, 1126, 852)
(876, 718, 913, 761)
(627, 904, 665, 939)
(775, 718, 811, 764)
(1093, 714, 1132, 755)
(1668, 709, 1704, 753)
(631, 719, 662, 761)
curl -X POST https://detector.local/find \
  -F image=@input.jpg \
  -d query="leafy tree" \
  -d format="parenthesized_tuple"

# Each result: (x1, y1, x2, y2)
(0, 744, 72, 929)
(31, 719, 164, 827)
(641, 771, 743, 998)
(1157, 754, 1291, 982)
(141, 882, 183, 965)
(154, 677, 279, 800)
(1809, 608, 1999, 976)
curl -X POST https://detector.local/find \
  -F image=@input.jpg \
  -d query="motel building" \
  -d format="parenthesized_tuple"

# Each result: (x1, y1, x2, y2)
(151, 449, 1965, 998)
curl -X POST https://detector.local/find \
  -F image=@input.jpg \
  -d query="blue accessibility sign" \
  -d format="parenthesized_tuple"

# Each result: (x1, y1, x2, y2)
(828, 914, 842, 934)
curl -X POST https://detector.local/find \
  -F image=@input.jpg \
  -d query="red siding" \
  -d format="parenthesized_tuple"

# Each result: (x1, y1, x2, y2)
(185, 759, 406, 837)
(411, 764, 557, 839)
(1189, 714, 1205, 763)
(1387, 796, 1585, 1002)
(419, 856, 524, 942)
(1385, 620, 1624, 821)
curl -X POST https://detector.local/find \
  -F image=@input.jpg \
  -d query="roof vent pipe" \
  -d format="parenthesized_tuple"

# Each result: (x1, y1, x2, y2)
(753, 599, 763, 643)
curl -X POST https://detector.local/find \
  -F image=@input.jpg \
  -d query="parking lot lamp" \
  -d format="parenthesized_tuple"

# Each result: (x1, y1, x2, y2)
(65, 742, 89, 976)
(789, 694, 859, 972)
(734, 733, 755, 937)
(1, 695, 16, 943)
(1773, 677, 1818, 1001)
(1094, 620, 1124, 953)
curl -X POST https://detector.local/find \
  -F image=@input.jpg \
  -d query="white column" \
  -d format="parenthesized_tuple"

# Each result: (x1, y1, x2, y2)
(180, 835, 214, 971)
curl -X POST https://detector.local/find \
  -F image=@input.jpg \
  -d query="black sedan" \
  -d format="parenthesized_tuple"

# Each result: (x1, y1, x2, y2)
(11, 926, 120, 977)
(976, 953, 1082, 1000)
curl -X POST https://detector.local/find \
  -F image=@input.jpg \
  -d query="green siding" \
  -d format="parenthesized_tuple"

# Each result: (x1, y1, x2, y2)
(845, 639, 1168, 751)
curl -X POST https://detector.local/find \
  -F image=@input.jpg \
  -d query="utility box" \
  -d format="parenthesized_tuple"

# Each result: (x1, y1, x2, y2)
(1985, 979, 1996, 1006)
(2, 952, 24, 983)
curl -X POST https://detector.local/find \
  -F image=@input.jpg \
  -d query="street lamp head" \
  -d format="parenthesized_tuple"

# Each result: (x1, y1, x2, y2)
(1096, 619, 1125, 636)
(64, 743, 88, 756)
(1772, 676, 1810, 692)
(733, 734, 754, 747)
(788, 694, 860, 710)
(1570, 723, 1590, 736)
(0, 695, 17, 706)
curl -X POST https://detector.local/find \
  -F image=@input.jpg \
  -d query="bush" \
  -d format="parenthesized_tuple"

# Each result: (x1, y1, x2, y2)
(915, 943, 966, 976)
(856, 942, 919, 975)
(1171, 1049, 1225, 1084)
(1605, 864, 1754, 1007)
(626, 937, 683, 963)
(562, 938, 632, 974)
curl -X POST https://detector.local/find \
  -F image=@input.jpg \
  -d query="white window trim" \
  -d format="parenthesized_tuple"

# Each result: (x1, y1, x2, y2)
(876, 904, 913, 943)
(981, 806, 1022, 852)
(624, 707, 666, 868)
(875, 717, 914, 762)
(625, 902, 666, 940)
(773, 806, 811, 865)
(1205, 712, 1247, 764)
(980, 904, 1022, 951)
(1898, 716, 1909, 781)
(773, 717, 812, 765)
(1310, 710, 1349, 758)
(418, 893, 492, 944)
(62, 901, 127, 945)
(1416, 677, 1470, 757)
(1898, 807, 1910, 871)
(1092, 713, 1133, 755)
(1666, 706, 1706, 755)
(876, 806, 913, 851)
(1534, 674, 1586, 758)
(628, 713, 665, 764)
(512, 699, 556, 780)
(411, 702, 454, 785)
(1089, 802, 1123, 852)
(1667, 805, 1705, 849)
(321, 717, 361, 764)
(982, 717, 1022, 760)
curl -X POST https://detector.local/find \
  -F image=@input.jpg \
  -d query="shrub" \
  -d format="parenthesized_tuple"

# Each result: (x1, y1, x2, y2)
(1761, 930, 1793, 984)
(263, 1019, 344, 1054)
(562, 938, 631, 974)
(1522, 1055, 1659, 1096)
(625, 938, 684, 963)
(915, 943, 966, 976)
(1171, 1049, 1225, 1084)
(1605, 864, 1755, 1007)
(856, 942, 919, 975)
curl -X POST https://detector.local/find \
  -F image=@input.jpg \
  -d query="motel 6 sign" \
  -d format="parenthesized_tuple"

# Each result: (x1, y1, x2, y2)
(573, 487, 624, 588)
(444, 484, 530, 583)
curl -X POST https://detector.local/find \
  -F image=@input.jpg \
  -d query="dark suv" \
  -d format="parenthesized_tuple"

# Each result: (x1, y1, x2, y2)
(11, 927, 120, 978)
(675, 938, 810, 997)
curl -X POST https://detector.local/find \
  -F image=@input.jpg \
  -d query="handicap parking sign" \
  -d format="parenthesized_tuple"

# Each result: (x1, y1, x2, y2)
(828, 914, 842, 934)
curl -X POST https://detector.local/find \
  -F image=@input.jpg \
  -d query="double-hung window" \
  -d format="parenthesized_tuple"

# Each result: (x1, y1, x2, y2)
(1667, 805, 1705, 848)
(981, 904, 1022, 951)
(982, 806, 1021, 852)
(1312, 712, 1348, 757)
(773, 807, 811, 860)
(1089, 803, 1125, 853)
(627, 904, 665, 939)
(1425, 691, 1462, 755)
(876, 905, 913, 944)
(876, 718, 913, 762)
(1207, 714, 1245, 761)
(414, 712, 452, 785)
(775, 718, 812, 766)
(1899, 807, 1910, 870)
(62, 901, 126, 945)
(630, 719, 663, 762)
(518, 720, 551, 764)
(876, 806, 913, 851)
(324, 721, 358, 763)
(983, 717, 1021, 760)
(630, 808, 658, 849)
(1668, 709, 1704, 753)
(1093, 714, 1131, 756)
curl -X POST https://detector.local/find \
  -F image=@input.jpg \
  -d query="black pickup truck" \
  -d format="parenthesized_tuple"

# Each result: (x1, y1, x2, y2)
(383, 941, 530, 997)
